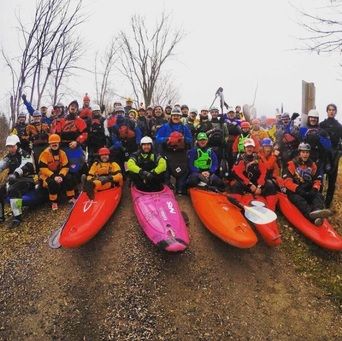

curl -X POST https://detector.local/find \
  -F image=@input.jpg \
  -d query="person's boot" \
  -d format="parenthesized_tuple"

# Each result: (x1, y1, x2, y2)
(83, 180, 95, 200)
(309, 209, 333, 220)
(10, 215, 22, 228)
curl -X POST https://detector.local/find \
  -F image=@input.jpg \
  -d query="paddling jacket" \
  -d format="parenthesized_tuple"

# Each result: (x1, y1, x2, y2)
(38, 147, 69, 181)
(25, 122, 50, 146)
(232, 153, 267, 187)
(258, 151, 283, 185)
(0, 149, 34, 177)
(22, 98, 52, 125)
(251, 129, 269, 143)
(89, 116, 106, 148)
(282, 157, 322, 193)
(127, 152, 167, 175)
(320, 117, 342, 149)
(87, 161, 123, 185)
(11, 123, 31, 152)
(188, 147, 218, 173)
(155, 123, 192, 150)
(232, 133, 260, 154)
(149, 116, 167, 138)
(50, 115, 88, 145)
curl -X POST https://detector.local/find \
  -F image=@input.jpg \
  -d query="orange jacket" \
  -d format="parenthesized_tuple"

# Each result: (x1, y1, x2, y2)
(50, 117, 88, 144)
(283, 158, 321, 193)
(26, 123, 50, 145)
(38, 147, 69, 181)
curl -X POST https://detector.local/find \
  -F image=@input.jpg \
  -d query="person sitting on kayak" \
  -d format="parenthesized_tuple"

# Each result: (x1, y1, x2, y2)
(82, 147, 123, 200)
(0, 135, 35, 227)
(155, 108, 193, 195)
(231, 138, 276, 197)
(38, 134, 76, 210)
(232, 121, 260, 162)
(282, 143, 332, 226)
(258, 138, 283, 187)
(127, 136, 167, 192)
(187, 132, 225, 191)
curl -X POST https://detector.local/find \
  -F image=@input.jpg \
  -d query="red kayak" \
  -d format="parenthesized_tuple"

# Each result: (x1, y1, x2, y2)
(230, 193, 281, 247)
(59, 186, 122, 248)
(278, 193, 342, 251)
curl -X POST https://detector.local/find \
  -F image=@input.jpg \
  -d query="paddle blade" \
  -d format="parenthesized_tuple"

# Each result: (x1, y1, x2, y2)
(48, 227, 62, 249)
(244, 206, 277, 225)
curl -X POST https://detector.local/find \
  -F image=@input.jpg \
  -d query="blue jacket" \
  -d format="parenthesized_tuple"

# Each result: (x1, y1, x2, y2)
(23, 98, 52, 125)
(299, 126, 332, 151)
(187, 147, 218, 174)
(155, 122, 193, 146)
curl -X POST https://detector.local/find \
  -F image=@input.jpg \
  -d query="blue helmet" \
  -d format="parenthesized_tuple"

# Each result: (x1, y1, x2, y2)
(261, 138, 273, 147)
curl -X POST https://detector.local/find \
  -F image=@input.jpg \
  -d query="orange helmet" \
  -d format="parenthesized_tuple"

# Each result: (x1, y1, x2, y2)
(241, 121, 251, 129)
(98, 147, 110, 156)
(48, 134, 61, 144)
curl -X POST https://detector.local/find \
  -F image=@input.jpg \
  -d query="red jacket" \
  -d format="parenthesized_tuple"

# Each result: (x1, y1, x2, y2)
(50, 117, 88, 144)
(283, 158, 321, 192)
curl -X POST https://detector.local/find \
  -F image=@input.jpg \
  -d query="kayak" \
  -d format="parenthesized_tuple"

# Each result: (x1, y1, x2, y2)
(230, 193, 281, 247)
(59, 186, 122, 248)
(131, 185, 189, 252)
(278, 192, 342, 251)
(189, 188, 258, 248)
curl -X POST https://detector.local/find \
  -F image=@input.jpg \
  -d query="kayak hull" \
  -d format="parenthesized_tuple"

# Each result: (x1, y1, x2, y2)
(230, 193, 281, 247)
(131, 185, 189, 252)
(278, 192, 342, 251)
(189, 188, 258, 249)
(59, 186, 122, 248)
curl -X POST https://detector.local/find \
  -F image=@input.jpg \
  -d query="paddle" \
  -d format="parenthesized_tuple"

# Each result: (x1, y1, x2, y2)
(226, 196, 277, 225)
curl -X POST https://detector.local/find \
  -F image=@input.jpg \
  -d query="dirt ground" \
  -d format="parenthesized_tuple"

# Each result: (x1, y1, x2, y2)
(0, 185, 341, 341)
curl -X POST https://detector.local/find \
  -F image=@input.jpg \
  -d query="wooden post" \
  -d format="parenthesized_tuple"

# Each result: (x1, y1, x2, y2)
(301, 81, 316, 127)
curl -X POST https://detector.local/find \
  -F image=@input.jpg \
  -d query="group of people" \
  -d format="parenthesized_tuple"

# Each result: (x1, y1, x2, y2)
(0, 93, 341, 228)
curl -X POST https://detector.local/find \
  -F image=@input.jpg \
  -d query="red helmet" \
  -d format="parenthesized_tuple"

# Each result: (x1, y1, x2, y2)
(241, 121, 251, 129)
(83, 93, 90, 102)
(98, 147, 110, 156)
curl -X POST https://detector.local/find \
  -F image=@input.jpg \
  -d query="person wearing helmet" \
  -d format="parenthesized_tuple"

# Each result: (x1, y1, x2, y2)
(231, 138, 276, 198)
(258, 138, 283, 187)
(87, 104, 107, 165)
(251, 118, 269, 142)
(232, 121, 260, 159)
(320, 104, 342, 207)
(136, 107, 151, 137)
(128, 109, 138, 122)
(187, 132, 225, 191)
(124, 97, 135, 116)
(51, 102, 65, 121)
(0, 135, 35, 226)
(127, 136, 167, 192)
(155, 107, 193, 195)
(11, 112, 31, 154)
(25, 110, 50, 168)
(38, 134, 75, 210)
(299, 109, 331, 177)
(21, 94, 52, 125)
(282, 143, 332, 225)
(82, 147, 123, 200)
(79, 93, 92, 121)
(149, 106, 167, 138)
(108, 106, 142, 172)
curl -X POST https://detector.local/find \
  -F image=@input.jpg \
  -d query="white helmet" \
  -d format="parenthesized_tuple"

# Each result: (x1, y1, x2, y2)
(200, 106, 209, 112)
(308, 109, 319, 118)
(140, 136, 153, 145)
(244, 138, 255, 148)
(92, 104, 101, 111)
(6, 135, 20, 146)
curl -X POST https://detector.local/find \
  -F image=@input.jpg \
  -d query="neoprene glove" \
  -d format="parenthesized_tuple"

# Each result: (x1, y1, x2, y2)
(291, 112, 300, 121)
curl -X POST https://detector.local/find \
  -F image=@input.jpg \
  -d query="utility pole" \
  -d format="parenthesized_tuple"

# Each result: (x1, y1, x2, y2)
(301, 81, 316, 127)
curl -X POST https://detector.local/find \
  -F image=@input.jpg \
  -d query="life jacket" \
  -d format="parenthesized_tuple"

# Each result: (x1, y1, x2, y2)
(90, 162, 118, 176)
(241, 153, 260, 184)
(44, 150, 65, 172)
(208, 127, 224, 147)
(194, 148, 212, 171)
(60, 117, 86, 143)
(79, 107, 92, 119)
(304, 127, 320, 149)
(133, 152, 159, 172)
(282, 132, 298, 150)
(26, 123, 49, 145)
(292, 158, 314, 184)
(237, 134, 249, 153)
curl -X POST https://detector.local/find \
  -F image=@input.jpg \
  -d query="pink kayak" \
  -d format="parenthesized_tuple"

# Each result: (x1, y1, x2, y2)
(131, 185, 189, 252)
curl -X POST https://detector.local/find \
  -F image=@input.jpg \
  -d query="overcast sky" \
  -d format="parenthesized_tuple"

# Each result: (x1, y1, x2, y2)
(1, 0, 341, 119)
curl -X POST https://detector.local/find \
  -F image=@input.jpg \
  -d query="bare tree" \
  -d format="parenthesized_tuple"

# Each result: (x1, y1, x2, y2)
(299, 1, 342, 55)
(151, 73, 180, 106)
(2, 0, 85, 127)
(118, 12, 183, 107)
(94, 38, 120, 109)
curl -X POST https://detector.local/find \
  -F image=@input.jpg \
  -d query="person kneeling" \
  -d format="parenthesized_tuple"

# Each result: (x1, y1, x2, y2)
(231, 138, 277, 197)
(82, 147, 123, 200)
(282, 143, 332, 226)
(187, 132, 225, 191)
(38, 134, 76, 210)
(127, 136, 167, 192)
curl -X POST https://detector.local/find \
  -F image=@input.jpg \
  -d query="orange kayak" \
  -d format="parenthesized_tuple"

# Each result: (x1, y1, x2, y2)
(189, 188, 258, 248)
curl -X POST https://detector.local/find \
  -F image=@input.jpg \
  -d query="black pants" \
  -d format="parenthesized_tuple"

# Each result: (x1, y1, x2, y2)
(187, 172, 225, 190)
(287, 191, 325, 221)
(325, 150, 340, 207)
(230, 179, 277, 196)
(129, 172, 165, 192)
(46, 174, 75, 202)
